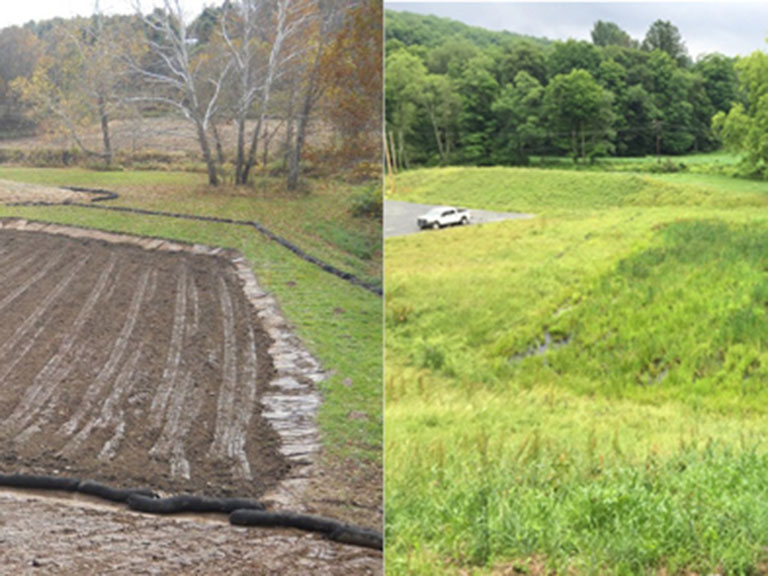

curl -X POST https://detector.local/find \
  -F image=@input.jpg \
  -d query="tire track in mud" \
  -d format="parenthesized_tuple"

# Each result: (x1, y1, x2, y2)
(0, 237, 48, 273)
(62, 341, 145, 460)
(13, 254, 119, 441)
(0, 248, 76, 386)
(0, 254, 86, 383)
(188, 276, 200, 336)
(59, 269, 152, 447)
(94, 345, 146, 462)
(234, 324, 259, 479)
(149, 263, 188, 431)
(0, 242, 46, 284)
(0, 246, 66, 315)
(208, 276, 254, 480)
(150, 370, 203, 480)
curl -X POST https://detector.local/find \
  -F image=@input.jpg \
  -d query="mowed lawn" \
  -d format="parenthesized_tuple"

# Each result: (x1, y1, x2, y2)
(0, 168, 382, 512)
(386, 166, 768, 574)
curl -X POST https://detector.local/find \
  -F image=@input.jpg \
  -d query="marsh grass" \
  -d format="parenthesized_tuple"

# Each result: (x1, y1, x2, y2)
(390, 166, 768, 214)
(386, 164, 768, 573)
(527, 152, 743, 177)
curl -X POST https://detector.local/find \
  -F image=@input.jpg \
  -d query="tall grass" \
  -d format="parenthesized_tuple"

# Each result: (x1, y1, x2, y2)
(386, 163, 768, 573)
(388, 373, 768, 572)
(390, 166, 768, 213)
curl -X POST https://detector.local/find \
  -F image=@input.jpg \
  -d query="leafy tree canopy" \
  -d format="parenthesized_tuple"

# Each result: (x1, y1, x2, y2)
(591, 20, 634, 48)
(384, 10, 736, 169)
(642, 19, 690, 67)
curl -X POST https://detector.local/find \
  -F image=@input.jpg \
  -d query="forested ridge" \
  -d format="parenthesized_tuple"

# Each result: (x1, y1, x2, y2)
(386, 10, 744, 169)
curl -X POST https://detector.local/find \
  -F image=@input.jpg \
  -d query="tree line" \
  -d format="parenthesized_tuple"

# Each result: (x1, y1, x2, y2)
(713, 50, 768, 178)
(0, 0, 381, 189)
(385, 11, 741, 169)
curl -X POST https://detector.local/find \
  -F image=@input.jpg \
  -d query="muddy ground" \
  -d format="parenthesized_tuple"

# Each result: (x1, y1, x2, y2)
(0, 489, 381, 575)
(0, 227, 287, 499)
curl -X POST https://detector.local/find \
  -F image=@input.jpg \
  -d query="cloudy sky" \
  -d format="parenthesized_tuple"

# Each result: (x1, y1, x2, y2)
(387, 2, 768, 59)
(0, 0, 212, 28)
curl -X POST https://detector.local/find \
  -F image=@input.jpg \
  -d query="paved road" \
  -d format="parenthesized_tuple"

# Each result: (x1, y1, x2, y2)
(384, 200, 534, 238)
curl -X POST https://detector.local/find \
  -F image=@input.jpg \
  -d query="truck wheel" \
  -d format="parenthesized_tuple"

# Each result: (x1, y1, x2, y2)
(432, 222, 440, 230)
(461, 217, 468, 225)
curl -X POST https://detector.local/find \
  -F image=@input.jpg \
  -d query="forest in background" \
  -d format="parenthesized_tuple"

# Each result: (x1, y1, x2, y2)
(0, 0, 381, 189)
(385, 10, 746, 170)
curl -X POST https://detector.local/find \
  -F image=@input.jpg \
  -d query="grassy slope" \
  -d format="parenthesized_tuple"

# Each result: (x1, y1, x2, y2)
(526, 151, 742, 171)
(0, 168, 381, 287)
(0, 169, 382, 511)
(386, 166, 768, 573)
(391, 166, 768, 213)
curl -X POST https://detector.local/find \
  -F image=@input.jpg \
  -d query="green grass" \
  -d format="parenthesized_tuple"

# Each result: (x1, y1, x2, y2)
(0, 168, 382, 472)
(386, 162, 768, 573)
(390, 166, 768, 214)
(599, 151, 741, 167)
(0, 167, 381, 288)
(528, 151, 743, 175)
(388, 373, 768, 575)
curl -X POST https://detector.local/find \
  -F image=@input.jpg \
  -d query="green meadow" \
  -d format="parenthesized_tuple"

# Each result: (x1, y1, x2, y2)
(386, 164, 768, 574)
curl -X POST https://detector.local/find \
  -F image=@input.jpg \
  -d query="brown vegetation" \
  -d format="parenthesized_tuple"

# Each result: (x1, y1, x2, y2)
(0, 0, 382, 188)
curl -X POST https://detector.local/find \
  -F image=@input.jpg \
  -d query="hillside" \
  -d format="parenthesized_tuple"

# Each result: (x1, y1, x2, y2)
(385, 10, 551, 49)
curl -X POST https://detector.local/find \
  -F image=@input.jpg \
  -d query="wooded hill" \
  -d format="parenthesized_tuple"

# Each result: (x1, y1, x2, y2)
(386, 10, 742, 168)
(386, 10, 551, 49)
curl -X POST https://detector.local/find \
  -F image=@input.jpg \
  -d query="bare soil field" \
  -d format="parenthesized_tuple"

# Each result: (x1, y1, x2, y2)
(0, 489, 380, 575)
(0, 179, 89, 204)
(0, 224, 287, 499)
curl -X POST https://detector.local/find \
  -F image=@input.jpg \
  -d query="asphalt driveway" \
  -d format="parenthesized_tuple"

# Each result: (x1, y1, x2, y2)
(384, 200, 534, 238)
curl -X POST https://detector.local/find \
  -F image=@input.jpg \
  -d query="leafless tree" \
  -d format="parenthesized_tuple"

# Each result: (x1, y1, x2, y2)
(220, 0, 310, 185)
(128, 0, 232, 185)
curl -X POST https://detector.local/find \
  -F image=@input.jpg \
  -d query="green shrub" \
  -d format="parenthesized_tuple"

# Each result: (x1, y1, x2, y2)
(648, 158, 687, 173)
(351, 183, 383, 219)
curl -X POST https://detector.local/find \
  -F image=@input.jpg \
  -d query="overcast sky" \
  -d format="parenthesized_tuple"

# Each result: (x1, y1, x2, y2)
(387, 2, 768, 59)
(0, 0, 214, 28)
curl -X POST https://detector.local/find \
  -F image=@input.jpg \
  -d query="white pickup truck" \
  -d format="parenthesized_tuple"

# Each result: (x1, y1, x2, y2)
(417, 206, 471, 230)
